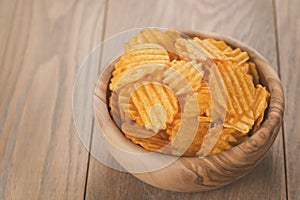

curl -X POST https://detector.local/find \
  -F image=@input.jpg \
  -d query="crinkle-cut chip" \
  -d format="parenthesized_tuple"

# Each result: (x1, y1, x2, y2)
(110, 43, 170, 91)
(236, 62, 260, 85)
(165, 104, 201, 156)
(128, 82, 179, 133)
(249, 62, 260, 85)
(193, 37, 226, 60)
(112, 64, 167, 91)
(198, 116, 212, 122)
(163, 60, 204, 95)
(109, 91, 122, 127)
(197, 80, 211, 115)
(239, 62, 250, 74)
(175, 38, 210, 61)
(253, 84, 270, 132)
(202, 38, 249, 65)
(182, 94, 200, 118)
(182, 122, 209, 156)
(167, 117, 209, 156)
(118, 83, 137, 123)
(124, 28, 181, 53)
(224, 48, 249, 66)
(215, 60, 255, 133)
(166, 113, 181, 140)
(142, 68, 165, 83)
(210, 128, 243, 155)
(203, 38, 233, 52)
(123, 125, 171, 153)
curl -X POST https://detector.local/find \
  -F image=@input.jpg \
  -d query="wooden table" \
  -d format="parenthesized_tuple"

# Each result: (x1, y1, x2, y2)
(0, 0, 299, 199)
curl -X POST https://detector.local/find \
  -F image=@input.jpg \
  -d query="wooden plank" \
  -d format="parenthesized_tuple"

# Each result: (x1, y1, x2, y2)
(0, 0, 106, 199)
(276, 0, 300, 199)
(86, 0, 286, 199)
(0, 0, 18, 66)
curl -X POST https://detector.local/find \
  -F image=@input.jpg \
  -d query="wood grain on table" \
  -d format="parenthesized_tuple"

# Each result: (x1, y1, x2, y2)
(0, 0, 105, 199)
(0, 0, 298, 199)
(276, 0, 300, 199)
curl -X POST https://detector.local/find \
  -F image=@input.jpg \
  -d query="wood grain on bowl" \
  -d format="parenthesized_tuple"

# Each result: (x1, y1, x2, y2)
(93, 31, 284, 192)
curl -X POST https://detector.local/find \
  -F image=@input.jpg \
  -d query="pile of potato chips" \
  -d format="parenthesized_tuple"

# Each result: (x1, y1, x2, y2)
(108, 28, 270, 157)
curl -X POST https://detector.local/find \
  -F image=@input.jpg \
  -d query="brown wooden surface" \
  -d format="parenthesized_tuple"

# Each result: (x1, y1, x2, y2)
(0, 0, 297, 199)
(0, 0, 105, 199)
(276, 0, 300, 199)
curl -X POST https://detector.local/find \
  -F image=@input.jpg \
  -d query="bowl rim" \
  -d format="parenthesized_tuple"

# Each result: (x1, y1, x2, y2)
(93, 29, 285, 182)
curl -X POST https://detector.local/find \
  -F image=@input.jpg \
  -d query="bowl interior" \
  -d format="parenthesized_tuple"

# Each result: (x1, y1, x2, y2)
(93, 30, 284, 192)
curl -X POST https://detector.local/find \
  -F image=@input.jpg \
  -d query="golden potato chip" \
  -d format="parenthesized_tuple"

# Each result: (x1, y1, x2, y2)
(239, 62, 250, 74)
(203, 38, 232, 52)
(128, 82, 179, 133)
(125, 28, 181, 53)
(183, 93, 201, 118)
(175, 38, 210, 61)
(225, 48, 249, 66)
(166, 115, 207, 156)
(167, 120, 245, 156)
(109, 91, 122, 127)
(197, 80, 211, 116)
(235, 62, 260, 85)
(182, 122, 209, 156)
(193, 37, 226, 60)
(210, 128, 242, 154)
(163, 60, 203, 95)
(118, 83, 136, 123)
(202, 38, 249, 65)
(123, 124, 171, 153)
(249, 62, 260, 85)
(253, 84, 270, 132)
(110, 43, 170, 91)
(198, 116, 212, 122)
(165, 113, 181, 140)
(215, 60, 255, 133)
(166, 94, 208, 156)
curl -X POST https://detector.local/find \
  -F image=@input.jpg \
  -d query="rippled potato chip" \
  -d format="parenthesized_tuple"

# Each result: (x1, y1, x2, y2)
(175, 38, 210, 61)
(203, 38, 232, 52)
(200, 38, 249, 65)
(177, 122, 209, 157)
(123, 123, 171, 153)
(193, 37, 227, 61)
(110, 43, 170, 91)
(249, 62, 260, 85)
(109, 91, 122, 127)
(197, 80, 211, 116)
(128, 82, 179, 133)
(125, 28, 181, 54)
(253, 84, 270, 132)
(166, 113, 207, 156)
(213, 60, 255, 133)
(163, 60, 203, 95)
(210, 128, 243, 154)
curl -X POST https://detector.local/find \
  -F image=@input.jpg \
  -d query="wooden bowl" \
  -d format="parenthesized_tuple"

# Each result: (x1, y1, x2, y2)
(94, 31, 284, 192)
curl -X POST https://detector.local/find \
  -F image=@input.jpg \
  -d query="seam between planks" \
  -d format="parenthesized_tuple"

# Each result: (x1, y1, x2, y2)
(272, 0, 288, 199)
(83, 0, 110, 199)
